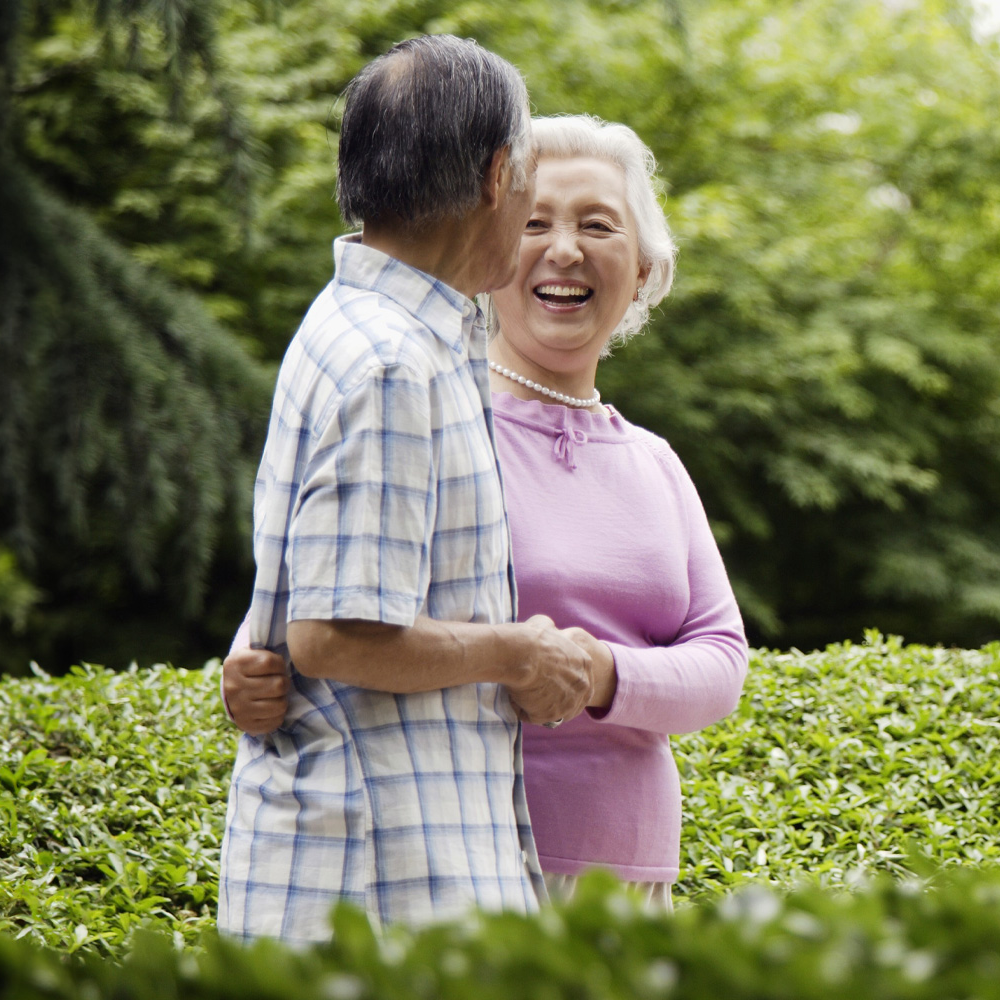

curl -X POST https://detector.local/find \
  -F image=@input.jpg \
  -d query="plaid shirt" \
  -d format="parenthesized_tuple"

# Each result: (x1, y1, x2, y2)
(218, 237, 543, 943)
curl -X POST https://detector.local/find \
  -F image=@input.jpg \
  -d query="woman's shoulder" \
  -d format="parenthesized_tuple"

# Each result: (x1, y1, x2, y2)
(614, 413, 680, 464)
(615, 417, 706, 501)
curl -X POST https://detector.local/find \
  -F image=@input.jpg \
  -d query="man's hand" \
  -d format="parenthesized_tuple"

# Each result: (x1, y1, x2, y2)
(223, 647, 290, 736)
(504, 615, 595, 726)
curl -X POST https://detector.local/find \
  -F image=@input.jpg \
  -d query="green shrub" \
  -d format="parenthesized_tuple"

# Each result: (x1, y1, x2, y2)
(1, 632, 999, 957)
(0, 660, 233, 954)
(4, 869, 1000, 999)
(676, 631, 1000, 898)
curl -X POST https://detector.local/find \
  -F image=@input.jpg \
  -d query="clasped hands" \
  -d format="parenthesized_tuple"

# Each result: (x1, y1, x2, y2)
(222, 614, 616, 736)
(503, 614, 616, 727)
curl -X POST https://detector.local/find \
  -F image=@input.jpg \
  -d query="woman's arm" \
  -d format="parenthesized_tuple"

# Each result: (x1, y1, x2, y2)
(587, 447, 749, 736)
(221, 614, 290, 735)
(223, 645, 290, 736)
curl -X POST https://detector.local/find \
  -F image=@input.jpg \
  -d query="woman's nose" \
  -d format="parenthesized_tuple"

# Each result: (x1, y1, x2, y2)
(544, 227, 584, 266)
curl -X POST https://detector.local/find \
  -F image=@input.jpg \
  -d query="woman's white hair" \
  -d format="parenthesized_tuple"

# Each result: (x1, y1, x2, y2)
(486, 113, 678, 355)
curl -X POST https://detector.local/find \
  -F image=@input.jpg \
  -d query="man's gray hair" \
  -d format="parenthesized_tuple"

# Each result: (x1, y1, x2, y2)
(488, 114, 678, 354)
(337, 35, 531, 228)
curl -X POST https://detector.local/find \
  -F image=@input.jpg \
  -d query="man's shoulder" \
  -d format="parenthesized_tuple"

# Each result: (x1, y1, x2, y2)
(302, 278, 413, 338)
(293, 280, 447, 381)
(270, 282, 456, 432)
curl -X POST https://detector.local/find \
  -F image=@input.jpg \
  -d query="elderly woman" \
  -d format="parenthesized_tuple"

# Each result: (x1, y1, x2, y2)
(224, 115, 748, 907)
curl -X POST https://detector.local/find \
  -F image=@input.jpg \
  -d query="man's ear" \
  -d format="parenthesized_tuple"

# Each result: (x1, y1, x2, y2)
(481, 147, 510, 210)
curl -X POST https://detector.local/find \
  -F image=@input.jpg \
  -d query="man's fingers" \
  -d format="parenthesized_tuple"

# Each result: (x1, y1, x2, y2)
(224, 673, 288, 701)
(252, 675, 290, 697)
(509, 696, 542, 726)
(233, 652, 288, 677)
(250, 693, 288, 711)
(240, 701, 288, 735)
(523, 614, 556, 629)
(509, 692, 577, 728)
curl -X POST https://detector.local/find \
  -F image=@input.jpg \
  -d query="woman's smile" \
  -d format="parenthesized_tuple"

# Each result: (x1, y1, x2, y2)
(533, 282, 594, 308)
(491, 155, 647, 385)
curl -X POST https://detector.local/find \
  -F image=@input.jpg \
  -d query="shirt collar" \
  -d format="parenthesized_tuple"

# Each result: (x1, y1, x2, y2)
(332, 234, 481, 356)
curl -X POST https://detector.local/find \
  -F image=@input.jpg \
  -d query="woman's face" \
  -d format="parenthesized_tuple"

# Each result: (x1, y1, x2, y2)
(491, 155, 647, 375)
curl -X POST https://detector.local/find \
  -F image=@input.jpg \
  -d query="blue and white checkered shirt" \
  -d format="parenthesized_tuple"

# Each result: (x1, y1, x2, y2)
(218, 237, 544, 943)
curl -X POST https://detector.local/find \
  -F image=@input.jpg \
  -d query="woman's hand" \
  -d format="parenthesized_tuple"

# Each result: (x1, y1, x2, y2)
(562, 627, 618, 710)
(223, 647, 290, 735)
(504, 615, 595, 725)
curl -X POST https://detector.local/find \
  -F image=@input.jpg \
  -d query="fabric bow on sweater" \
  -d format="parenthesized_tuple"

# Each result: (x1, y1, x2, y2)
(552, 426, 589, 470)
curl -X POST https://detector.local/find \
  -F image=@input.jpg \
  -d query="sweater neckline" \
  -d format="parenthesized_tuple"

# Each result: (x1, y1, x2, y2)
(490, 390, 633, 443)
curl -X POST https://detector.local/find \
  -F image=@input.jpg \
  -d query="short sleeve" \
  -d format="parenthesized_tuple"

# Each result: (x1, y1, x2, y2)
(287, 365, 436, 627)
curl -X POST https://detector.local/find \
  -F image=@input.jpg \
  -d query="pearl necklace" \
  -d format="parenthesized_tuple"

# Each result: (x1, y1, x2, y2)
(488, 361, 601, 409)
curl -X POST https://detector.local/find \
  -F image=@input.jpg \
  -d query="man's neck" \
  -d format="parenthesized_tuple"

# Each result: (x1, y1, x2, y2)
(361, 215, 487, 300)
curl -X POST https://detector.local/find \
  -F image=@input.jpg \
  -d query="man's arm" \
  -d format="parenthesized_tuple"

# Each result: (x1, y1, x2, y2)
(288, 615, 594, 725)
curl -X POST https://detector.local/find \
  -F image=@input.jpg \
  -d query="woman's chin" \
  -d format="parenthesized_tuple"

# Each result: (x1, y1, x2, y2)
(527, 330, 605, 359)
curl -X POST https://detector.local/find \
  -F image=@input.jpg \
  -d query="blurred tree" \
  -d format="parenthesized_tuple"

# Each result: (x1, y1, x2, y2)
(435, 0, 1000, 647)
(10, 0, 363, 359)
(1, 0, 273, 674)
(6, 0, 1000, 656)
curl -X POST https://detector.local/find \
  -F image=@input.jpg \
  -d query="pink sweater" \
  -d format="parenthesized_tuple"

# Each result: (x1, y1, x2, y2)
(230, 391, 748, 884)
(492, 392, 748, 882)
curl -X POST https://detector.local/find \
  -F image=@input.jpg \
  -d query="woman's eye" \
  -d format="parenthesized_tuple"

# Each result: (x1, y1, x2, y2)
(585, 221, 613, 233)
(525, 219, 546, 231)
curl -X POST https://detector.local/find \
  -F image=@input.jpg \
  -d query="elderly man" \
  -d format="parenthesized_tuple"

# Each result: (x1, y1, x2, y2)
(217, 35, 595, 944)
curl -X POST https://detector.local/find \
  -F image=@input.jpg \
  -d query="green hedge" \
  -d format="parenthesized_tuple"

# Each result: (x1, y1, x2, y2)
(4, 869, 1000, 999)
(675, 631, 1000, 895)
(0, 661, 232, 953)
(1, 632, 999, 957)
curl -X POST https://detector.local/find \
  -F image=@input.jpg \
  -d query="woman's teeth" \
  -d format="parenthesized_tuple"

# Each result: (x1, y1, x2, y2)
(535, 285, 592, 304)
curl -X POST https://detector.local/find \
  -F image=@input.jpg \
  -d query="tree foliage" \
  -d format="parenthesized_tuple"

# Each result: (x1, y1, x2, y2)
(441, 0, 1000, 646)
(0, 153, 272, 673)
(1, 0, 273, 674)
(5, 0, 1000, 663)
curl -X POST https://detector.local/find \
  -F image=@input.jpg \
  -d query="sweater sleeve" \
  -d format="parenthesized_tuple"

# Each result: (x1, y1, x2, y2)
(231, 613, 252, 654)
(590, 439, 749, 736)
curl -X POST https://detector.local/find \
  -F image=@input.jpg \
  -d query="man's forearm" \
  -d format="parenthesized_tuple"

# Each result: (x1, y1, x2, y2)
(286, 615, 595, 726)
(287, 616, 527, 691)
